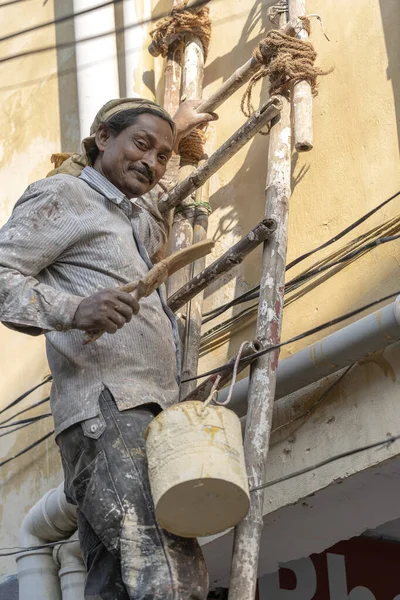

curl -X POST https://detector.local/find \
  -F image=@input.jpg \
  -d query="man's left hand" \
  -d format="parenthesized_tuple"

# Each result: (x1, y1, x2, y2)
(173, 100, 218, 153)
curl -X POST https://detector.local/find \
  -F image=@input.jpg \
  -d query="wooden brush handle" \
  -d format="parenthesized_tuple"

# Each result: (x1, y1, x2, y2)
(82, 239, 215, 345)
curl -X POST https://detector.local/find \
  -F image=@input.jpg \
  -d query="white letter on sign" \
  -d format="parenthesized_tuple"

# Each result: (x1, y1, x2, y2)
(327, 553, 376, 599)
(259, 557, 317, 599)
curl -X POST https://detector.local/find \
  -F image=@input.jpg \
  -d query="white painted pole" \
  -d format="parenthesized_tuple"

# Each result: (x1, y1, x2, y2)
(288, 0, 313, 152)
(73, 0, 120, 138)
(227, 6, 292, 598)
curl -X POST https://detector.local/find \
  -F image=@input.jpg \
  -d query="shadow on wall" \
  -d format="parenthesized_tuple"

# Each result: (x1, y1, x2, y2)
(202, 0, 310, 243)
(379, 0, 400, 156)
(204, 0, 272, 89)
(200, 0, 301, 359)
(204, 0, 278, 242)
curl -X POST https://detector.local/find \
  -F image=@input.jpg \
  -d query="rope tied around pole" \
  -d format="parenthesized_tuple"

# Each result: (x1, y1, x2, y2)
(174, 200, 212, 215)
(178, 127, 206, 164)
(241, 18, 331, 122)
(149, 2, 212, 61)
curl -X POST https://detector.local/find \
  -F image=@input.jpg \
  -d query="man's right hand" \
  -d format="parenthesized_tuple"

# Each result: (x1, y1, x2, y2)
(72, 289, 140, 334)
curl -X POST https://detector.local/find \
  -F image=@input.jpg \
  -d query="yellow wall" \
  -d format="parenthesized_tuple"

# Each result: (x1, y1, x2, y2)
(0, 0, 63, 580)
(0, 0, 399, 579)
(200, 0, 400, 369)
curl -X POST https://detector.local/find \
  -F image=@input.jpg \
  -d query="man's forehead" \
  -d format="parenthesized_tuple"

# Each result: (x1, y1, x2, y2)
(129, 112, 173, 129)
(126, 116, 174, 148)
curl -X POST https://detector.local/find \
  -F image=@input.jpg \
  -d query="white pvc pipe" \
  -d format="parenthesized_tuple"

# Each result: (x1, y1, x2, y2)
(17, 483, 78, 600)
(54, 532, 85, 600)
(17, 550, 61, 600)
(73, 0, 120, 138)
(220, 296, 400, 415)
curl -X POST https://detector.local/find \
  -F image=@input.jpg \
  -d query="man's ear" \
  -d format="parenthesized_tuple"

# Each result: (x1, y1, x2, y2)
(95, 124, 111, 152)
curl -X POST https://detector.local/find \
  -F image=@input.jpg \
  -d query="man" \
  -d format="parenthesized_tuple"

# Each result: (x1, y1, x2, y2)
(0, 97, 216, 599)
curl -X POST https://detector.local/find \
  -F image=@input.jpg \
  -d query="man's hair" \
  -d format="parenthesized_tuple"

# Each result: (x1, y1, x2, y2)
(88, 107, 175, 165)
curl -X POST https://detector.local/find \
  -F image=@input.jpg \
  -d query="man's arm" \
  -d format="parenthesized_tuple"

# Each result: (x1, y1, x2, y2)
(0, 179, 85, 332)
(139, 100, 218, 261)
(158, 99, 217, 191)
(172, 100, 217, 154)
(0, 178, 140, 336)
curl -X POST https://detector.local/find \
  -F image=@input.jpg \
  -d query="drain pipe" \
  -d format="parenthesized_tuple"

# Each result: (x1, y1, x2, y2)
(72, 0, 120, 138)
(220, 295, 400, 416)
(123, 0, 152, 96)
(53, 532, 85, 600)
(17, 483, 78, 600)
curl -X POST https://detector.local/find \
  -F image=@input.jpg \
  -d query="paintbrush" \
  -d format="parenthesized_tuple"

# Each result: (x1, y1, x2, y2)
(83, 239, 215, 344)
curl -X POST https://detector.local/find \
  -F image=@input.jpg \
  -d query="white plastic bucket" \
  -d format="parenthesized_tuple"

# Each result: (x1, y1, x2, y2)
(145, 401, 250, 537)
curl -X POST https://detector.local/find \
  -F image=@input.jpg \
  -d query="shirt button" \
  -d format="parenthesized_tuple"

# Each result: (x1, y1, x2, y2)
(90, 424, 98, 433)
(56, 325, 63, 331)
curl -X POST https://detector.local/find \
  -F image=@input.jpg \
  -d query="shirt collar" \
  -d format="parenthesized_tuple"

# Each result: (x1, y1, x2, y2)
(79, 166, 126, 205)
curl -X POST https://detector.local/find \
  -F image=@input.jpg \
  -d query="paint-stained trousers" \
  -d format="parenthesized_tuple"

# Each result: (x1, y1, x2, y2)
(56, 389, 209, 600)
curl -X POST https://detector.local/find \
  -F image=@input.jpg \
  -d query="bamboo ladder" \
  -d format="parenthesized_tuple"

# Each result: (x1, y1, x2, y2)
(151, 0, 314, 598)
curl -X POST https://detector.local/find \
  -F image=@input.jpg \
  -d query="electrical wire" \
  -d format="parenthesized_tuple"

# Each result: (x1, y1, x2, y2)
(286, 233, 400, 289)
(0, 420, 39, 439)
(183, 289, 400, 382)
(287, 189, 400, 271)
(200, 219, 400, 343)
(1, 436, 398, 546)
(0, 434, 398, 553)
(0, 0, 31, 6)
(201, 302, 259, 347)
(203, 190, 400, 322)
(0, 376, 52, 416)
(0, 413, 52, 430)
(0, 0, 123, 43)
(0, 429, 54, 468)
(0, 539, 76, 557)
(0, 0, 211, 65)
(271, 365, 354, 435)
(202, 231, 400, 326)
(0, 396, 50, 426)
(250, 433, 400, 492)
(0, 414, 53, 439)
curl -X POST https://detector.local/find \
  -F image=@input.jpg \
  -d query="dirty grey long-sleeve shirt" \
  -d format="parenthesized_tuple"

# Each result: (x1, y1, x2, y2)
(0, 167, 180, 436)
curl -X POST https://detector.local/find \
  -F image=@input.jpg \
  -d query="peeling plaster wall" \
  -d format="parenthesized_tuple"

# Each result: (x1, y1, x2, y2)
(0, 0, 64, 581)
(0, 0, 400, 582)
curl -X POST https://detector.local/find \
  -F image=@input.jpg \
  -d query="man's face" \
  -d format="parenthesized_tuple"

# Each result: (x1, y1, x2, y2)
(94, 113, 174, 198)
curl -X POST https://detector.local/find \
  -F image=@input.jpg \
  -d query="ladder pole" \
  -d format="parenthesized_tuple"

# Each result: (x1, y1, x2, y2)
(168, 218, 276, 313)
(159, 98, 282, 213)
(170, 32, 209, 395)
(161, 39, 184, 190)
(160, 1, 185, 193)
(289, 0, 313, 152)
(227, 9, 292, 600)
(197, 17, 305, 114)
(167, 33, 205, 298)
(179, 183, 210, 398)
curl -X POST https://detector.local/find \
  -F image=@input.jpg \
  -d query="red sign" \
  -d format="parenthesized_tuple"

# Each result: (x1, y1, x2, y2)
(259, 537, 400, 599)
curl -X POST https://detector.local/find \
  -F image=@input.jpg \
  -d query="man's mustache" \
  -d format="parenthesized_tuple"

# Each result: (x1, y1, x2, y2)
(131, 164, 154, 185)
